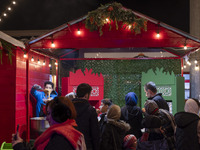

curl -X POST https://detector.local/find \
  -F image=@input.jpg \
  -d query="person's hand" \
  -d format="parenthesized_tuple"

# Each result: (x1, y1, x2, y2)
(142, 108, 146, 113)
(12, 132, 23, 147)
(44, 89, 49, 96)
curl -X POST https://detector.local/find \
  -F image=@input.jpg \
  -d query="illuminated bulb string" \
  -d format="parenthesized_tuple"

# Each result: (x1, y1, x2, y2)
(0, 1, 17, 23)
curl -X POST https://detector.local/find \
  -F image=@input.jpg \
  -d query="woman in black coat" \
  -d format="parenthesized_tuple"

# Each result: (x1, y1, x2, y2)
(100, 104, 130, 150)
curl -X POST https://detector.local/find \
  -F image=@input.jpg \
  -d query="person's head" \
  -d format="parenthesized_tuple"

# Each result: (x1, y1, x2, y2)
(46, 96, 77, 126)
(144, 81, 157, 98)
(184, 98, 200, 115)
(65, 92, 76, 101)
(144, 100, 159, 115)
(44, 81, 54, 94)
(107, 104, 121, 121)
(123, 134, 137, 150)
(125, 92, 138, 106)
(76, 83, 92, 100)
(100, 98, 112, 113)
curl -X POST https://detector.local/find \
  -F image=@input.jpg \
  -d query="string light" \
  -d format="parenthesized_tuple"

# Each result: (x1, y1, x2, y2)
(51, 41, 55, 48)
(23, 52, 27, 58)
(38, 59, 40, 64)
(0, 1, 17, 23)
(77, 29, 81, 35)
(184, 38, 187, 50)
(43, 61, 45, 66)
(195, 64, 199, 70)
(184, 64, 186, 68)
(55, 62, 58, 65)
(156, 23, 160, 38)
(49, 63, 51, 67)
(195, 59, 198, 64)
(186, 60, 191, 66)
(31, 57, 34, 62)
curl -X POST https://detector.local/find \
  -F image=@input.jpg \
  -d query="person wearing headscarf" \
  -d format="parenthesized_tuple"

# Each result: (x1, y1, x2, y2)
(100, 105, 130, 150)
(120, 92, 143, 138)
(139, 100, 175, 150)
(175, 98, 200, 150)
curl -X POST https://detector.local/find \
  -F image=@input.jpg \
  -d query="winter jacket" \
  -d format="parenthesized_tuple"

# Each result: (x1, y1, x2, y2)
(175, 112, 200, 150)
(31, 86, 58, 117)
(13, 119, 85, 150)
(120, 105, 143, 138)
(148, 93, 169, 111)
(100, 120, 130, 150)
(72, 98, 100, 150)
(13, 133, 74, 150)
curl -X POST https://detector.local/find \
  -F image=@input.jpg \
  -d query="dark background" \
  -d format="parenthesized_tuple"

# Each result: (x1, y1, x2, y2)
(0, 0, 189, 32)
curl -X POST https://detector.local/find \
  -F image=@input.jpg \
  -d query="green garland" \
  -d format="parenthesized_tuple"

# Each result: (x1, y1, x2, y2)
(0, 39, 16, 64)
(85, 2, 147, 36)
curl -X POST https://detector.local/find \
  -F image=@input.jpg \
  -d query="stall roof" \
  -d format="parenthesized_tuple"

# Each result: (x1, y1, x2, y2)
(28, 10, 200, 59)
(0, 31, 25, 49)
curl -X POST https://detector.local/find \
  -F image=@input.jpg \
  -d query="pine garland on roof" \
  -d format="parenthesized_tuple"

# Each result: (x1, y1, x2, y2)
(85, 2, 147, 36)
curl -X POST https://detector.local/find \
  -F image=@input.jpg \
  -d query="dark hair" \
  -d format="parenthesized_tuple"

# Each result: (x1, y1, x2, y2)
(44, 81, 54, 89)
(144, 81, 157, 93)
(46, 96, 77, 123)
(76, 83, 92, 98)
(101, 98, 112, 106)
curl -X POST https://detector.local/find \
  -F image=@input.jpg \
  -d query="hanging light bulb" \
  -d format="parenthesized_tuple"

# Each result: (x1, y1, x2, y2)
(43, 61, 45, 66)
(8, 7, 11, 11)
(3, 13, 7, 17)
(128, 25, 132, 29)
(23, 53, 27, 58)
(184, 64, 186, 68)
(55, 62, 58, 65)
(12, 1, 16, 5)
(49, 63, 51, 67)
(77, 29, 81, 35)
(31, 57, 34, 62)
(195, 64, 199, 70)
(195, 59, 198, 64)
(0, 18, 1, 22)
(187, 61, 191, 66)
(38, 59, 40, 64)
(51, 41, 55, 48)
(156, 32, 160, 38)
(184, 45, 187, 50)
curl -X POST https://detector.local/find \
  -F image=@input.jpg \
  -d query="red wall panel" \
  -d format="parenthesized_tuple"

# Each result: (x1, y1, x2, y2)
(0, 50, 16, 144)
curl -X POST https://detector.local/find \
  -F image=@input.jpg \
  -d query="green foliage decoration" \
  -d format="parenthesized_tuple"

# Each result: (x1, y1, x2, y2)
(85, 2, 147, 36)
(75, 59, 181, 107)
(0, 39, 16, 65)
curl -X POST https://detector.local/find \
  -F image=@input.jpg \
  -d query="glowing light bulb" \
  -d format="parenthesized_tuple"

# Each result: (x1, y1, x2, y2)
(3, 13, 7, 17)
(187, 61, 191, 66)
(51, 42, 55, 48)
(184, 46, 187, 50)
(156, 33, 160, 38)
(106, 18, 109, 22)
(49, 63, 51, 67)
(55, 62, 58, 65)
(0, 18, 1, 22)
(12, 1, 16, 5)
(195, 64, 199, 70)
(31, 57, 34, 62)
(128, 25, 132, 29)
(77, 29, 81, 35)
(184, 65, 186, 68)
(195, 59, 198, 64)
(8, 7, 11, 11)
(43, 61, 45, 66)
(23, 53, 27, 58)
(38, 59, 40, 64)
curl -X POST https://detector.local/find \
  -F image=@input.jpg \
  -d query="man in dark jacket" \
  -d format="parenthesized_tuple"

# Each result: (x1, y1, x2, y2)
(72, 83, 100, 150)
(120, 92, 143, 139)
(144, 81, 169, 111)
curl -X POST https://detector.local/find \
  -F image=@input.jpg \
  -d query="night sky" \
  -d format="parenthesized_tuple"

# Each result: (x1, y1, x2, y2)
(0, 0, 189, 32)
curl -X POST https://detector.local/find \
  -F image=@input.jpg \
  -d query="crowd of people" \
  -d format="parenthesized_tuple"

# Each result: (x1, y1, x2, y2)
(11, 81, 200, 150)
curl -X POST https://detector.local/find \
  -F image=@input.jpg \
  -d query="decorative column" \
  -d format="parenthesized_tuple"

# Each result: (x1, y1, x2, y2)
(189, 0, 200, 99)
(189, 52, 200, 99)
